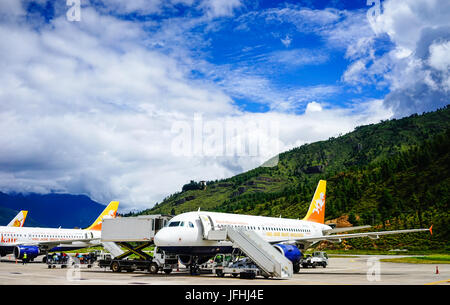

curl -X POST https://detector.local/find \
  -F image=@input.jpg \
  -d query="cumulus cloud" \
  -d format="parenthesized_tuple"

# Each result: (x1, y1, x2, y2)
(340, 0, 450, 117)
(305, 101, 323, 113)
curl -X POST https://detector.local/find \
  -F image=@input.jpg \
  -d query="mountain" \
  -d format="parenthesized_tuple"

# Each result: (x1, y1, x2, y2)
(140, 106, 450, 251)
(0, 206, 44, 227)
(0, 193, 106, 228)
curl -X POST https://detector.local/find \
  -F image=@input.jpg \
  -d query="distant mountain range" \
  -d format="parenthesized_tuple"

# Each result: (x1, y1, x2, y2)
(0, 192, 105, 228)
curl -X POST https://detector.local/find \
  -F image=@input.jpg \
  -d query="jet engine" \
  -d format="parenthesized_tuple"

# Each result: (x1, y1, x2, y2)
(274, 244, 302, 263)
(13, 245, 40, 260)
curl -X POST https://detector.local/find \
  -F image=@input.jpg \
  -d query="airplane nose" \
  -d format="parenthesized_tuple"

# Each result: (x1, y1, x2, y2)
(154, 228, 170, 246)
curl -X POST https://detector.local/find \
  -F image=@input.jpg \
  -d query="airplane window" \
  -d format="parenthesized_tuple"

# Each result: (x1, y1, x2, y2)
(168, 221, 181, 227)
(180, 221, 185, 227)
(189, 222, 194, 228)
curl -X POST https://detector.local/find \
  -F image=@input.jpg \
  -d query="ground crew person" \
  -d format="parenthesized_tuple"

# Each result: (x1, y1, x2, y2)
(22, 252, 27, 265)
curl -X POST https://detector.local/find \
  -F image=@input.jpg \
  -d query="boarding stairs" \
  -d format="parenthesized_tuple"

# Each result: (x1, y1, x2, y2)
(207, 228, 293, 279)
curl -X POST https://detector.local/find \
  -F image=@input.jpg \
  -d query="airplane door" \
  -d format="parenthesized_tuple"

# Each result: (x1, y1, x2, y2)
(198, 214, 214, 239)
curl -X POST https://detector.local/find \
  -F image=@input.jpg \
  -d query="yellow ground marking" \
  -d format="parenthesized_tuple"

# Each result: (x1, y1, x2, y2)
(424, 279, 450, 285)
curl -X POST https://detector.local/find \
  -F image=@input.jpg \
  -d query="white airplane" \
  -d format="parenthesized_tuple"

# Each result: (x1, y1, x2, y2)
(154, 180, 431, 273)
(0, 201, 119, 260)
(6, 210, 28, 227)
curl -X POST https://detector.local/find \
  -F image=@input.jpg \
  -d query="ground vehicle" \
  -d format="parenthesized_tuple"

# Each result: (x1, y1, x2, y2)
(98, 246, 178, 274)
(211, 251, 265, 279)
(301, 251, 328, 268)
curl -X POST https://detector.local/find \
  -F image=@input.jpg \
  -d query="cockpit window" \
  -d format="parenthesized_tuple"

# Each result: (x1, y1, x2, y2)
(189, 222, 194, 228)
(168, 221, 181, 227)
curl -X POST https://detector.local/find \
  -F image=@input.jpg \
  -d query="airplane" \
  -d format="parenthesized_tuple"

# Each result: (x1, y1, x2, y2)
(0, 201, 119, 261)
(154, 180, 432, 273)
(7, 211, 28, 227)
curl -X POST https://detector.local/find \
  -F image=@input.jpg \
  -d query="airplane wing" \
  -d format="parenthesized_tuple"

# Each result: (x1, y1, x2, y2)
(21, 238, 96, 248)
(323, 225, 372, 234)
(268, 226, 432, 245)
(295, 226, 432, 244)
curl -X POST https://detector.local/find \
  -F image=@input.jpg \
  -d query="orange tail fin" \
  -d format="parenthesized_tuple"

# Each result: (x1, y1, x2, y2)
(303, 180, 326, 224)
(85, 201, 119, 231)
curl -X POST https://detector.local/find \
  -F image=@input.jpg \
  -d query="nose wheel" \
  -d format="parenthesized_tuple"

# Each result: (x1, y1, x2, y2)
(189, 264, 200, 275)
(188, 256, 202, 275)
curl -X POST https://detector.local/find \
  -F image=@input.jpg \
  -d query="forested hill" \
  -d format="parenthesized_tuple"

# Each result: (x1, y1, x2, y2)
(139, 106, 450, 250)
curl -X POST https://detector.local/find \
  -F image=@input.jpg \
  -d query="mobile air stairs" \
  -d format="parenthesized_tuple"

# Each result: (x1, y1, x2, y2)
(206, 227, 293, 279)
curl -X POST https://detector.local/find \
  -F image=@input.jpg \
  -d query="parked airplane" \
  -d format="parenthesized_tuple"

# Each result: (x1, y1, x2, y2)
(0, 201, 119, 260)
(154, 180, 431, 273)
(7, 211, 28, 227)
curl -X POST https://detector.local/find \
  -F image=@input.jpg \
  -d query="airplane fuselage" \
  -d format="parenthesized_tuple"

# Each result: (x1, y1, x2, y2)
(0, 226, 101, 254)
(154, 211, 332, 256)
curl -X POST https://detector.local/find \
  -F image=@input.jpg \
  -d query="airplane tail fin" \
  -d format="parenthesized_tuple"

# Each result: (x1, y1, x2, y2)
(303, 180, 326, 224)
(7, 210, 28, 227)
(85, 201, 119, 231)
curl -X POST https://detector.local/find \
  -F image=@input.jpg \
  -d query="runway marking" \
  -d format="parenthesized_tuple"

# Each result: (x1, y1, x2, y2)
(424, 279, 450, 285)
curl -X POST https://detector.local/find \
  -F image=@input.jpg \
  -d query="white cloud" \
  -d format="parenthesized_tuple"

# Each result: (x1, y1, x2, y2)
(305, 102, 323, 113)
(280, 34, 292, 47)
(0, 0, 25, 20)
(267, 49, 329, 67)
(201, 0, 243, 18)
(428, 41, 450, 73)
(335, 0, 450, 117)
(376, 0, 450, 116)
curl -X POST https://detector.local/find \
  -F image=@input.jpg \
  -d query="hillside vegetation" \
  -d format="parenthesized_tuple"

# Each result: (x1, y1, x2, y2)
(138, 106, 450, 251)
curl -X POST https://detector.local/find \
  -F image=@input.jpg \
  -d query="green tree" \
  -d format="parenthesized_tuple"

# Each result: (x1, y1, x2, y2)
(379, 189, 394, 228)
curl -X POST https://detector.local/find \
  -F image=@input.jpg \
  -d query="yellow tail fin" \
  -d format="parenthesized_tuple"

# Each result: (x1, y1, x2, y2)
(8, 211, 28, 227)
(303, 180, 326, 224)
(85, 201, 119, 231)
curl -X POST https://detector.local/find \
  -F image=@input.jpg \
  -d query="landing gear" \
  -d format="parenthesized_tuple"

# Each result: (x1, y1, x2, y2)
(186, 256, 209, 275)
(293, 263, 300, 273)
(189, 264, 200, 275)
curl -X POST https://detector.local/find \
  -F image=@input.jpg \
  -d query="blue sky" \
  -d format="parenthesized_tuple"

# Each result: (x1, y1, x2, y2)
(22, 0, 392, 113)
(0, 0, 449, 211)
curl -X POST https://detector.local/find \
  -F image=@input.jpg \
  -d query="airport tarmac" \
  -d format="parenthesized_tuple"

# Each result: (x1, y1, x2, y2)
(0, 255, 448, 285)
